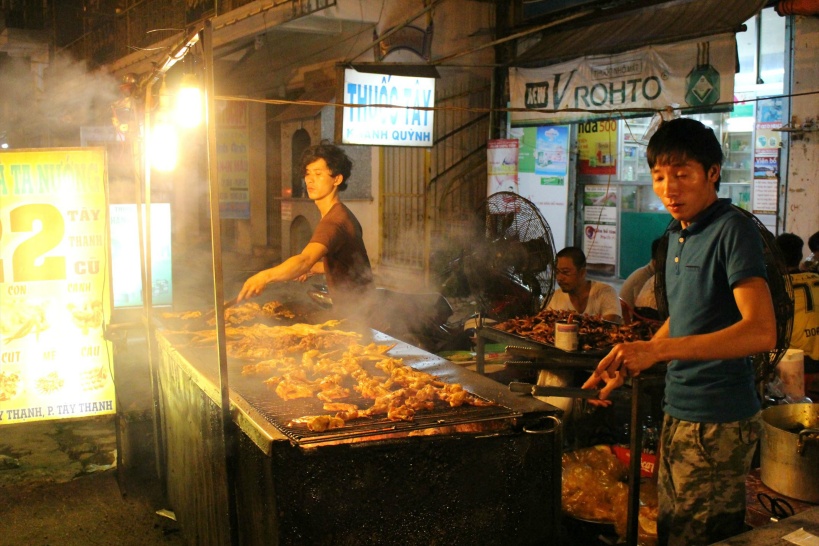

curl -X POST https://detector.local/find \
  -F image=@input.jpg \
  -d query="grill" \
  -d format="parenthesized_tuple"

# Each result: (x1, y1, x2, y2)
(154, 322, 563, 545)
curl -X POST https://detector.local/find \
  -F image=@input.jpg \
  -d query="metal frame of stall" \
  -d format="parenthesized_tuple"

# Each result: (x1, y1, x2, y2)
(476, 324, 666, 546)
(131, 19, 241, 545)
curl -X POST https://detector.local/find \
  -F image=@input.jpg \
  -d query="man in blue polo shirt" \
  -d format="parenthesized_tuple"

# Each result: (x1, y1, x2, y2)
(583, 118, 776, 546)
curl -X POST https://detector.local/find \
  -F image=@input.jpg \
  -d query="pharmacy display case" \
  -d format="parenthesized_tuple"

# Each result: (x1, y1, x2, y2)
(720, 129, 753, 211)
(576, 112, 759, 280)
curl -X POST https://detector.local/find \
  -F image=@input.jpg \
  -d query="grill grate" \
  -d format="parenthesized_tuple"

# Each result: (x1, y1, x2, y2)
(241, 389, 521, 445)
(159, 321, 525, 447)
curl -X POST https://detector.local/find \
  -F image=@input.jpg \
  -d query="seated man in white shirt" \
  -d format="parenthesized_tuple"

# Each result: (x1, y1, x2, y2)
(547, 246, 621, 322)
(537, 246, 621, 412)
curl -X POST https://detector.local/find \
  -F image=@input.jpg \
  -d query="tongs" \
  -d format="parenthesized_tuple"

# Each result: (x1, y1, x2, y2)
(509, 381, 630, 401)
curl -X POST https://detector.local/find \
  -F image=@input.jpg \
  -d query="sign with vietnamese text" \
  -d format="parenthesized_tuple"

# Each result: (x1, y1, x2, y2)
(216, 100, 250, 219)
(341, 68, 435, 147)
(583, 185, 618, 275)
(0, 148, 115, 424)
(509, 33, 736, 125)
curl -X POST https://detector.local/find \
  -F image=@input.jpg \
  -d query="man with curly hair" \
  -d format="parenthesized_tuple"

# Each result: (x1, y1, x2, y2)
(238, 143, 373, 315)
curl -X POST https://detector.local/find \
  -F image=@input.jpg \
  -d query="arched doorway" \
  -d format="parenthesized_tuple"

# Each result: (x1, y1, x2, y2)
(291, 129, 311, 198)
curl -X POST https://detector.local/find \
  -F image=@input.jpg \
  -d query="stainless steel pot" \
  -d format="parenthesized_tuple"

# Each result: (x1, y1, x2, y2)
(760, 403, 819, 503)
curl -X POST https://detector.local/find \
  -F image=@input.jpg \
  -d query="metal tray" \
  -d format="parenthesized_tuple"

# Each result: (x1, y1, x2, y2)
(477, 325, 608, 369)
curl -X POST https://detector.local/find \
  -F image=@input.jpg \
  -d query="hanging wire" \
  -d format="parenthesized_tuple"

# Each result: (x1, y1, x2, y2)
(212, 88, 819, 124)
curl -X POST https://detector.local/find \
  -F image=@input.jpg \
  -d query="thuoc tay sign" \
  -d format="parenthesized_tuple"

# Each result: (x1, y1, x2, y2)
(340, 68, 435, 147)
(0, 148, 115, 424)
(509, 33, 736, 125)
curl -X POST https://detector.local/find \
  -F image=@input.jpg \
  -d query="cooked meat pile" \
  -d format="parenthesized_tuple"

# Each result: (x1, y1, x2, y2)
(185, 320, 362, 360)
(494, 309, 660, 351)
(244, 341, 494, 432)
(160, 311, 494, 433)
(220, 301, 295, 324)
(563, 446, 658, 544)
(161, 301, 295, 328)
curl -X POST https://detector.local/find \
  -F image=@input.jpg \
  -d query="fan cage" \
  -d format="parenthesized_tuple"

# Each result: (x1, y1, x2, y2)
(468, 192, 556, 321)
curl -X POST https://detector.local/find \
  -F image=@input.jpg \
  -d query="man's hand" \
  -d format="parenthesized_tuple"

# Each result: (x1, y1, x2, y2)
(582, 367, 625, 407)
(582, 340, 657, 405)
(598, 340, 657, 377)
(237, 270, 270, 301)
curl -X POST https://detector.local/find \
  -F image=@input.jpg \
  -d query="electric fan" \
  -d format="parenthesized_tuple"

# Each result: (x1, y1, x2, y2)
(460, 192, 557, 321)
(654, 205, 794, 384)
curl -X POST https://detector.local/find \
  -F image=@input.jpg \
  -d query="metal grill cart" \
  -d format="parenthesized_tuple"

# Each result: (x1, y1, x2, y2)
(476, 324, 666, 546)
(154, 325, 564, 545)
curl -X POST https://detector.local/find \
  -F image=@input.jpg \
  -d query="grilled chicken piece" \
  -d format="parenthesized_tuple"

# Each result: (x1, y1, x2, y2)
(288, 415, 345, 432)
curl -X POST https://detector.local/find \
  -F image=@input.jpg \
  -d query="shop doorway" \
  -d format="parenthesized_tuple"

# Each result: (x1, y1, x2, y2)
(291, 129, 310, 198)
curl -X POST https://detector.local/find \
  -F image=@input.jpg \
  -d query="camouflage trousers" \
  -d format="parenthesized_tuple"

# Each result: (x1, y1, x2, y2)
(657, 413, 761, 546)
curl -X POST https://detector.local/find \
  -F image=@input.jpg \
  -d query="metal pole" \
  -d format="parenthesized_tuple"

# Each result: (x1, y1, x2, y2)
(203, 18, 240, 545)
(138, 78, 166, 486)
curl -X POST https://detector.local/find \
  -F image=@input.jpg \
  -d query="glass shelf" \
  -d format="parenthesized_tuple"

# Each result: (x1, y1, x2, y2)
(723, 132, 753, 184)
(621, 184, 666, 213)
(619, 118, 652, 183)
(719, 182, 751, 210)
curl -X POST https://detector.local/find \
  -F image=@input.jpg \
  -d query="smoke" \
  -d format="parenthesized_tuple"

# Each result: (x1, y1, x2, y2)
(0, 54, 37, 147)
(0, 51, 120, 148)
(43, 54, 121, 143)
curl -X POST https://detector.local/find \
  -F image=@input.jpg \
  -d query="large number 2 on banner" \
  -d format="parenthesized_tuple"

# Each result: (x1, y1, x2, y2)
(4, 203, 67, 282)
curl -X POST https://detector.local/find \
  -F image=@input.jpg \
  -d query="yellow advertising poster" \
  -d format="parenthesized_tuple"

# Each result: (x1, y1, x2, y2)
(0, 148, 114, 425)
(577, 120, 617, 176)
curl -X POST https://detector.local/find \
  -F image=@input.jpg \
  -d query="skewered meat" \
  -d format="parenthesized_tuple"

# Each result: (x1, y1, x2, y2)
(495, 309, 659, 350)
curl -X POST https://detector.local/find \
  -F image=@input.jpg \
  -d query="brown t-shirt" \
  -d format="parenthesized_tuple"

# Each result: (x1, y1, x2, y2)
(310, 203, 374, 313)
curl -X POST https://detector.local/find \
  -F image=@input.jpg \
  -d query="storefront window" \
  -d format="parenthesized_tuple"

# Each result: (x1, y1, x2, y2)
(578, 7, 787, 279)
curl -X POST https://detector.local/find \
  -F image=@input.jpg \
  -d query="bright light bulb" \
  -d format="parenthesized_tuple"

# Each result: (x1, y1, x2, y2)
(150, 122, 178, 171)
(176, 74, 202, 128)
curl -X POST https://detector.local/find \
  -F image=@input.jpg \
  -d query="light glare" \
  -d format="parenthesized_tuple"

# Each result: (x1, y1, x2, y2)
(176, 86, 202, 128)
(150, 122, 178, 171)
